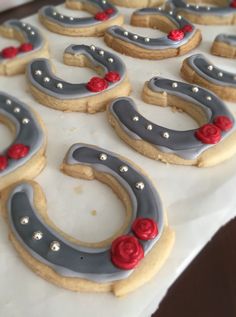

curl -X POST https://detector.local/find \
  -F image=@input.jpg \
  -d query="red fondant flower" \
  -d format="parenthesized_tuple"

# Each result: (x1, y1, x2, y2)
(104, 71, 120, 83)
(168, 29, 184, 41)
(111, 235, 144, 270)
(1, 46, 18, 58)
(195, 124, 222, 144)
(214, 116, 233, 132)
(86, 77, 108, 92)
(181, 24, 193, 33)
(19, 43, 33, 52)
(94, 11, 109, 21)
(0, 156, 8, 171)
(230, 0, 236, 8)
(105, 8, 114, 15)
(132, 218, 158, 241)
(7, 144, 29, 160)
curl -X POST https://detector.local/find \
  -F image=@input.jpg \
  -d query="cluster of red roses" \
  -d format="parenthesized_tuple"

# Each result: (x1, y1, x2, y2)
(1, 43, 33, 59)
(111, 217, 158, 270)
(195, 116, 233, 144)
(94, 8, 115, 21)
(168, 24, 193, 41)
(230, 0, 236, 7)
(0, 144, 29, 171)
(86, 71, 121, 92)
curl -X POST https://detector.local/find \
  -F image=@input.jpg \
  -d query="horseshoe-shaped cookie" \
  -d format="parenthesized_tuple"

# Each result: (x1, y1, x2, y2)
(181, 54, 236, 102)
(104, 8, 201, 59)
(1, 144, 174, 296)
(39, 0, 123, 37)
(0, 20, 49, 76)
(0, 93, 46, 191)
(26, 44, 131, 113)
(109, 0, 164, 8)
(167, 0, 236, 25)
(211, 34, 236, 58)
(107, 77, 236, 167)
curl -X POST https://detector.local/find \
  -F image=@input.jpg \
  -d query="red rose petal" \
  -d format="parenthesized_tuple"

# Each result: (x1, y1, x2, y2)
(132, 218, 158, 240)
(19, 43, 33, 52)
(1, 46, 18, 58)
(105, 8, 114, 15)
(230, 1, 236, 8)
(214, 116, 233, 132)
(104, 71, 120, 83)
(182, 24, 193, 33)
(168, 29, 184, 41)
(7, 144, 29, 160)
(94, 12, 109, 21)
(86, 77, 108, 92)
(195, 124, 222, 144)
(0, 156, 8, 171)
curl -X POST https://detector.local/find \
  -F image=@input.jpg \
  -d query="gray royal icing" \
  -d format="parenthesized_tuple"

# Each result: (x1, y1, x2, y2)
(27, 44, 126, 99)
(108, 77, 234, 160)
(39, 0, 118, 28)
(106, 9, 196, 50)
(168, 0, 235, 16)
(214, 34, 236, 46)
(7, 144, 164, 283)
(186, 54, 236, 88)
(0, 19, 44, 62)
(0, 92, 44, 177)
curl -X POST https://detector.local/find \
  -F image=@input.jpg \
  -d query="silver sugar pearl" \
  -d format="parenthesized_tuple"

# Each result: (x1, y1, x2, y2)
(169, 11, 173, 15)
(172, 82, 178, 88)
(146, 124, 153, 131)
(108, 57, 114, 63)
(22, 23, 26, 27)
(60, 15, 64, 19)
(133, 35, 138, 40)
(135, 182, 145, 190)
(6, 99, 12, 105)
(124, 31, 129, 36)
(119, 165, 129, 173)
(52, 11, 57, 16)
(57, 82, 63, 89)
(207, 6, 211, 10)
(158, 7, 162, 11)
(145, 37, 150, 42)
(99, 50, 104, 56)
(196, 5, 199, 9)
(43, 77, 50, 83)
(90, 45, 96, 51)
(50, 241, 61, 252)
(33, 231, 43, 240)
(186, 3, 190, 7)
(35, 70, 42, 76)
(218, 72, 223, 77)
(20, 216, 29, 225)
(177, 15, 182, 20)
(69, 17, 74, 21)
(162, 131, 170, 139)
(132, 116, 139, 122)
(99, 153, 107, 161)
(208, 65, 213, 71)
(22, 118, 30, 124)
(31, 31, 35, 35)
(14, 107, 20, 113)
(27, 26, 31, 30)
(206, 96, 212, 101)
(102, 0, 107, 3)
(192, 87, 199, 93)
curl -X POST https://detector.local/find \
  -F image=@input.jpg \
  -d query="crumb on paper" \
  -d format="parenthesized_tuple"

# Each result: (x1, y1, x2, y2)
(74, 185, 83, 194)
(90, 210, 97, 216)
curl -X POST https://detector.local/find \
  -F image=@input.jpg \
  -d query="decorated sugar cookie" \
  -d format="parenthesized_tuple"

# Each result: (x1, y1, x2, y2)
(167, 0, 236, 25)
(109, 0, 165, 8)
(0, 93, 46, 191)
(1, 144, 174, 296)
(107, 77, 236, 167)
(104, 8, 201, 60)
(39, 0, 124, 37)
(181, 54, 236, 102)
(27, 44, 131, 113)
(211, 34, 236, 58)
(0, 20, 49, 76)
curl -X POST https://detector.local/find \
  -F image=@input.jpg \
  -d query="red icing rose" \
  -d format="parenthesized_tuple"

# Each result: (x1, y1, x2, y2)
(19, 43, 33, 52)
(7, 144, 29, 160)
(111, 235, 144, 270)
(230, 1, 236, 8)
(105, 8, 114, 15)
(214, 116, 233, 132)
(168, 29, 184, 41)
(195, 124, 222, 144)
(86, 77, 108, 92)
(0, 156, 8, 171)
(1, 46, 18, 58)
(181, 24, 193, 33)
(94, 12, 109, 21)
(132, 218, 158, 241)
(104, 71, 120, 83)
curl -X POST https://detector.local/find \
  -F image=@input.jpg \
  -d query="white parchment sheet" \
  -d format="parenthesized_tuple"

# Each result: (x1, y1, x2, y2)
(0, 4, 236, 317)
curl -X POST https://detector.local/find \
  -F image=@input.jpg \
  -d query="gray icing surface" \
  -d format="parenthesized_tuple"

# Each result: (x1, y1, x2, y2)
(39, 0, 118, 28)
(27, 44, 126, 99)
(169, 0, 235, 16)
(215, 34, 236, 46)
(0, 19, 44, 62)
(8, 144, 164, 283)
(0, 92, 44, 177)
(187, 54, 236, 88)
(106, 9, 196, 50)
(108, 77, 234, 160)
